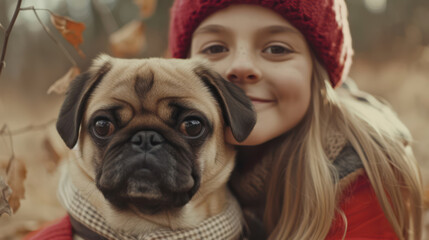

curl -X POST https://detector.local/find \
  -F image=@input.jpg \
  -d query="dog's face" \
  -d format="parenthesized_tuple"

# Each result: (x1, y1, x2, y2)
(56, 55, 255, 215)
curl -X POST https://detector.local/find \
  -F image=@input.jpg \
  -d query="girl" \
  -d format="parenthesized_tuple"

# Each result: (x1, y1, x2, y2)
(169, 1, 424, 239)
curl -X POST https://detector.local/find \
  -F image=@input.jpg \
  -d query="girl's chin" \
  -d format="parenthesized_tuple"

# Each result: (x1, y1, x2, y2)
(251, 101, 276, 112)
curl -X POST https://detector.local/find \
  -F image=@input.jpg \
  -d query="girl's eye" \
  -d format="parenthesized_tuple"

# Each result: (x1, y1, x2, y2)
(179, 117, 204, 137)
(263, 45, 293, 54)
(201, 44, 228, 54)
(93, 119, 115, 138)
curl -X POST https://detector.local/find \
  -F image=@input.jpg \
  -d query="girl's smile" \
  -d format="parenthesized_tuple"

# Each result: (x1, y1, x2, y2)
(246, 95, 276, 111)
(190, 4, 313, 145)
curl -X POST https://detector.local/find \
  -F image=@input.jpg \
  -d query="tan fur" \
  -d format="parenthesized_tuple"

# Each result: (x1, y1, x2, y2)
(67, 55, 241, 236)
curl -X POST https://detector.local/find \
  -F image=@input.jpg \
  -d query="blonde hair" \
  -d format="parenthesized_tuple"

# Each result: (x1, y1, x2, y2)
(263, 58, 424, 240)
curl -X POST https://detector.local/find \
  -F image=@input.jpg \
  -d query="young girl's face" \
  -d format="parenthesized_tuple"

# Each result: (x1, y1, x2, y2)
(190, 5, 313, 145)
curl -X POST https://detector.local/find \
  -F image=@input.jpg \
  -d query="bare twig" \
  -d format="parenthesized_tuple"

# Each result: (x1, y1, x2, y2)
(0, 119, 56, 174)
(9, 118, 56, 135)
(0, 0, 23, 78)
(0, 22, 4, 31)
(20, 7, 54, 14)
(92, 0, 118, 34)
(26, 7, 77, 67)
(0, 124, 15, 175)
(0, 119, 56, 137)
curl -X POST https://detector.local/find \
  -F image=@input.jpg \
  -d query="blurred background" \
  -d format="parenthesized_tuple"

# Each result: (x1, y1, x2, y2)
(0, 0, 428, 239)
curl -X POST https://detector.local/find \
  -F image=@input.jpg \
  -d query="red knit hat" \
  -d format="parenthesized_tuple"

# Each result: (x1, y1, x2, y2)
(169, 0, 353, 88)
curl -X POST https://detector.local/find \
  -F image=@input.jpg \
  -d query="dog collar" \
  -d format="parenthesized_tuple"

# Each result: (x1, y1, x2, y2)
(58, 163, 244, 240)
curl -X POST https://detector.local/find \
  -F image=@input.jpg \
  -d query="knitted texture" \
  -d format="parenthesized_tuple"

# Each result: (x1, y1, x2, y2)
(324, 126, 348, 161)
(230, 126, 351, 206)
(169, 0, 353, 88)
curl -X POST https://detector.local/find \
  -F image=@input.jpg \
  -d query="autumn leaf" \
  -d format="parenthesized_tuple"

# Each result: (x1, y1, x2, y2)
(134, 0, 158, 19)
(0, 158, 27, 214)
(0, 175, 12, 216)
(47, 66, 80, 95)
(50, 13, 86, 58)
(109, 20, 146, 58)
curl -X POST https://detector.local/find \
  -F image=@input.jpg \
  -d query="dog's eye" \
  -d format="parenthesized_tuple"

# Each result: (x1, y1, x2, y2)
(94, 119, 115, 138)
(179, 118, 203, 137)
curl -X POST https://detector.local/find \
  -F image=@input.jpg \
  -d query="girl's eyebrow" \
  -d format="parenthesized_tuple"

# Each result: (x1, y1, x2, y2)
(194, 24, 300, 36)
(193, 24, 229, 35)
(258, 25, 300, 35)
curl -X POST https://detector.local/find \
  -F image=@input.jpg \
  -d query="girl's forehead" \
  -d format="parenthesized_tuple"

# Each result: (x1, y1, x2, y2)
(196, 4, 296, 32)
(192, 4, 307, 46)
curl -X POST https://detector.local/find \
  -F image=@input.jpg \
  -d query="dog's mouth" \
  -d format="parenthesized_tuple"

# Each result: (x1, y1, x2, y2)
(95, 145, 201, 214)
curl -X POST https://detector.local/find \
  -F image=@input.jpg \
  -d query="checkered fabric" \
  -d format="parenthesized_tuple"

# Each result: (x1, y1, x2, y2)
(58, 166, 243, 240)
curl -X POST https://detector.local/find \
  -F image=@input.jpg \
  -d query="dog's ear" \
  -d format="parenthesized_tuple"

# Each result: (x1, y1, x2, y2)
(194, 65, 256, 142)
(56, 58, 112, 148)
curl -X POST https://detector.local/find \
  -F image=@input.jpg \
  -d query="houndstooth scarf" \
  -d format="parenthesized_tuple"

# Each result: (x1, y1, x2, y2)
(57, 164, 243, 240)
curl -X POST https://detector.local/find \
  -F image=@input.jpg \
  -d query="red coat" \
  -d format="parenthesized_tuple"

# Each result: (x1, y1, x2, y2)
(24, 174, 398, 240)
(23, 216, 72, 240)
(326, 174, 399, 239)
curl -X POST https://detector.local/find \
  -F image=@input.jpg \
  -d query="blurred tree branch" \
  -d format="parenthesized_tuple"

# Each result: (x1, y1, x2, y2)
(20, 7, 78, 67)
(0, 0, 23, 79)
(20, 7, 54, 14)
(0, 119, 56, 174)
(9, 119, 56, 136)
(1, 2, 80, 79)
(0, 0, 23, 175)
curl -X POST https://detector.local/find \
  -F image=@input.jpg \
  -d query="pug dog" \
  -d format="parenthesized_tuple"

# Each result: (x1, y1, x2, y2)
(54, 55, 256, 240)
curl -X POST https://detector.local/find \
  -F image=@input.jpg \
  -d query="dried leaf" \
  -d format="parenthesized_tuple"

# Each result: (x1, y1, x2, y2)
(1, 159, 27, 213)
(109, 20, 146, 58)
(0, 175, 12, 216)
(134, 0, 157, 18)
(47, 67, 80, 95)
(50, 13, 86, 58)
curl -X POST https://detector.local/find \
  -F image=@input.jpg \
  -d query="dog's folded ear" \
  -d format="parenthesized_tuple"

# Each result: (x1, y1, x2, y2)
(194, 65, 256, 142)
(56, 56, 112, 148)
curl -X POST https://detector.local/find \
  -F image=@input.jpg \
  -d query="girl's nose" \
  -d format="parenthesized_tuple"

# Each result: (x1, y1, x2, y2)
(226, 53, 261, 84)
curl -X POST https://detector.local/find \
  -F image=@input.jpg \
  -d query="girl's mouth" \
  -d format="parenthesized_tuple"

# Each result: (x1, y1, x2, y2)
(247, 96, 276, 111)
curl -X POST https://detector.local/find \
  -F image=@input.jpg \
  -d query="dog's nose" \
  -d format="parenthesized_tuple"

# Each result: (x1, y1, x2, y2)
(131, 131, 165, 151)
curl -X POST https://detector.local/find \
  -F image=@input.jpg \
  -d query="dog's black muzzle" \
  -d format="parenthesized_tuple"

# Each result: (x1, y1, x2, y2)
(95, 130, 200, 214)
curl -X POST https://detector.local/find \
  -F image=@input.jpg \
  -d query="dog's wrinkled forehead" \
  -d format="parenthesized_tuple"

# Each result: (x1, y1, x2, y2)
(56, 55, 255, 148)
(85, 56, 218, 124)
